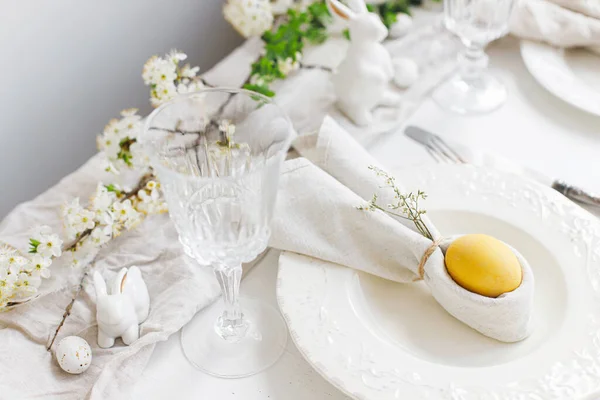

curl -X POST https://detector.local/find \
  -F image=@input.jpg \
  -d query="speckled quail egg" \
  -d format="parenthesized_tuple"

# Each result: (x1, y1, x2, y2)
(55, 336, 92, 374)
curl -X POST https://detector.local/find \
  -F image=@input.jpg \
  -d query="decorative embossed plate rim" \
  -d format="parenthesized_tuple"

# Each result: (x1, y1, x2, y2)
(521, 40, 600, 117)
(276, 164, 600, 400)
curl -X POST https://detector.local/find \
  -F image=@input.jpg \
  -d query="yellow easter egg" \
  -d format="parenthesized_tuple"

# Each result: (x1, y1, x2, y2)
(445, 234, 522, 298)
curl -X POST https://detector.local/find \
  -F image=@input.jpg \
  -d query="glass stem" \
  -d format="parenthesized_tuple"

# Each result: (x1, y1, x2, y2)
(458, 44, 489, 84)
(213, 263, 248, 343)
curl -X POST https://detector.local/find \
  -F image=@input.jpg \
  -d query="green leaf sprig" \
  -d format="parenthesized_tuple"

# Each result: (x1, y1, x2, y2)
(243, 0, 440, 95)
(244, 2, 331, 97)
(28, 239, 40, 254)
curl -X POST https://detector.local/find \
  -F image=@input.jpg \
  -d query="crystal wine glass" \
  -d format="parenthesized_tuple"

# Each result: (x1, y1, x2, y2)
(140, 88, 294, 378)
(432, 0, 516, 114)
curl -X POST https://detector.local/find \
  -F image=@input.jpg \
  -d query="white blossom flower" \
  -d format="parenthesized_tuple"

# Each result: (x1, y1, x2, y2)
(103, 118, 121, 136)
(129, 142, 150, 169)
(112, 199, 140, 224)
(92, 184, 117, 213)
(96, 109, 143, 172)
(142, 56, 159, 85)
(120, 108, 138, 117)
(151, 81, 178, 107)
(277, 54, 300, 75)
(66, 251, 83, 268)
(117, 119, 141, 140)
(180, 64, 200, 79)
(14, 272, 40, 297)
(97, 208, 118, 235)
(224, 0, 274, 38)
(0, 244, 16, 257)
(69, 208, 96, 233)
(31, 254, 51, 279)
(36, 233, 63, 259)
(65, 243, 97, 269)
(167, 49, 187, 63)
(176, 79, 205, 95)
(137, 188, 166, 214)
(137, 181, 167, 214)
(146, 181, 158, 190)
(90, 226, 111, 246)
(124, 212, 143, 230)
(62, 198, 82, 218)
(142, 55, 178, 86)
(219, 120, 236, 136)
(102, 159, 121, 175)
(138, 188, 158, 203)
(176, 83, 191, 95)
(250, 74, 266, 86)
(63, 198, 96, 239)
(31, 225, 54, 243)
(117, 109, 141, 127)
(0, 287, 11, 306)
(0, 284, 14, 301)
(0, 266, 16, 289)
(97, 132, 122, 159)
(189, 79, 205, 92)
(3, 254, 28, 270)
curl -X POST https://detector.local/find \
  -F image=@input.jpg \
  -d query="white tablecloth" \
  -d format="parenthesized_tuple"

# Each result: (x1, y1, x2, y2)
(128, 32, 600, 399)
(3, 15, 600, 400)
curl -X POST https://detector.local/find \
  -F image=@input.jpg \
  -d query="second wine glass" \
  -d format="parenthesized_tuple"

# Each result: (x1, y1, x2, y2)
(433, 0, 516, 114)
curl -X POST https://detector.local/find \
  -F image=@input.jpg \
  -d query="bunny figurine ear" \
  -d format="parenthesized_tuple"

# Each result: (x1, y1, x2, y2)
(93, 271, 107, 297)
(345, 0, 368, 13)
(111, 268, 128, 295)
(326, 0, 356, 20)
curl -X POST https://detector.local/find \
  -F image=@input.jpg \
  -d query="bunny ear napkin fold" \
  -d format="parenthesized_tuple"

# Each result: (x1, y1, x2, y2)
(270, 117, 535, 342)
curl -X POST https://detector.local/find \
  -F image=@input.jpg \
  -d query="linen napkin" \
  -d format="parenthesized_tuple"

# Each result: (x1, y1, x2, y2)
(271, 116, 535, 343)
(511, 0, 600, 53)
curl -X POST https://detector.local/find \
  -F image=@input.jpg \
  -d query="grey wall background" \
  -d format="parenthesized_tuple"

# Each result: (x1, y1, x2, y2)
(0, 0, 243, 218)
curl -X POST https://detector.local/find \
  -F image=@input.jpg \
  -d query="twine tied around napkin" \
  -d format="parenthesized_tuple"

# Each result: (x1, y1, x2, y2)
(415, 238, 443, 282)
(270, 116, 535, 343)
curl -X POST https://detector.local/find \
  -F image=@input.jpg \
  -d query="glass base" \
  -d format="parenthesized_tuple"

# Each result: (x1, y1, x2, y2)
(180, 297, 288, 378)
(432, 72, 507, 115)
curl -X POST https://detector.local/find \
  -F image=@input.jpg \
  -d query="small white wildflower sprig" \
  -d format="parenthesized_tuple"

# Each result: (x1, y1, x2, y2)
(358, 165, 433, 240)
(96, 108, 148, 174)
(142, 49, 205, 108)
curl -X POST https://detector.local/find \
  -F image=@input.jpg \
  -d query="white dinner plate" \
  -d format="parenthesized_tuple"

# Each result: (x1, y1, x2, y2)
(277, 164, 600, 400)
(520, 40, 600, 116)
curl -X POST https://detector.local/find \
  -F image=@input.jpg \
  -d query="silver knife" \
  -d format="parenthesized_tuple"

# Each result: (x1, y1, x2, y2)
(405, 126, 600, 208)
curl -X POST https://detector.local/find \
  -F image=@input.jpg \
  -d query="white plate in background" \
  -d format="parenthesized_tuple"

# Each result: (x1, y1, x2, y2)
(521, 40, 600, 116)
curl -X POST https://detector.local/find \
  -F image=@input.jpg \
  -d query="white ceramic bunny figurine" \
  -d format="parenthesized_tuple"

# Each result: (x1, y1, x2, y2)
(93, 266, 150, 348)
(327, 0, 400, 126)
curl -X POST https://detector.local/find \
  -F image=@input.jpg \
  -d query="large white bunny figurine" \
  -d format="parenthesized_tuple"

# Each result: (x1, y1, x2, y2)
(327, 0, 400, 126)
(93, 266, 150, 348)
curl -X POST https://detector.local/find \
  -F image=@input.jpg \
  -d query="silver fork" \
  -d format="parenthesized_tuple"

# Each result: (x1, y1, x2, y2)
(405, 126, 600, 208)
(423, 134, 466, 164)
